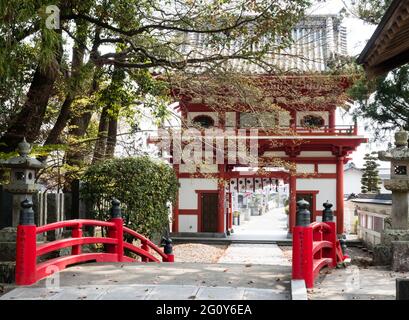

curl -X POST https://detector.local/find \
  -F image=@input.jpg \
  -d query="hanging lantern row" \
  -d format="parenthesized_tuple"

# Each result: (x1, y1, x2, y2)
(228, 178, 279, 193)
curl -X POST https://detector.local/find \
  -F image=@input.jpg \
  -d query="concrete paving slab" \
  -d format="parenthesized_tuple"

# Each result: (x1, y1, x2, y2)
(100, 285, 155, 300)
(49, 286, 107, 300)
(195, 286, 245, 300)
(0, 287, 63, 300)
(291, 280, 307, 300)
(1, 284, 290, 300)
(146, 285, 200, 300)
(243, 288, 290, 300)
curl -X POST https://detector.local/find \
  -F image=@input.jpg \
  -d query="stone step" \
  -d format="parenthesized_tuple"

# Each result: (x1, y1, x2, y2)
(1, 284, 289, 300)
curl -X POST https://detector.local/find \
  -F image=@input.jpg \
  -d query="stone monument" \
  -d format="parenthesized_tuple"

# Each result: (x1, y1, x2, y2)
(376, 128, 409, 270)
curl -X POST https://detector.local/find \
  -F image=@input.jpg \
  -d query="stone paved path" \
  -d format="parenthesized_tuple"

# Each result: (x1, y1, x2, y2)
(229, 207, 288, 241)
(309, 265, 409, 300)
(1, 262, 291, 300)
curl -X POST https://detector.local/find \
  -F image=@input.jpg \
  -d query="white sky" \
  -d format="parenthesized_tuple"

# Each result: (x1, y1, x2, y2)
(309, 0, 391, 168)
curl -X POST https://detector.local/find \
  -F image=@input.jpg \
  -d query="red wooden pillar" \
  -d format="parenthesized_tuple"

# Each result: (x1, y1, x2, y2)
(290, 110, 296, 130)
(289, 172, 297, 234)
(228, 192, 233, 230)
(218, 165, 226, 233)
(172, 164, 179, 233)
(71, 224, 83, 255)
(329, 108, 335, 132)
(336, 156, 344, 234)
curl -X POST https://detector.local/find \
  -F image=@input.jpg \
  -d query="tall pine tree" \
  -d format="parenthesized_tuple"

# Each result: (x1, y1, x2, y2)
(361, 152, 381, 193)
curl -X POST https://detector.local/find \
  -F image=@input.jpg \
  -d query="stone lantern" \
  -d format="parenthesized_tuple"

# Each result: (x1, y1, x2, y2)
(377, 128, 409, 270)
(0, 138, 45, 227)
(0, 138, 44, 282)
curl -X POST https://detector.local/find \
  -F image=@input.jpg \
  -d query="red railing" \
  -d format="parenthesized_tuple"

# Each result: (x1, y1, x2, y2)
(292, 221, 347, 288)
(15, 199, 174, 286)
(147, 124, 359, 146)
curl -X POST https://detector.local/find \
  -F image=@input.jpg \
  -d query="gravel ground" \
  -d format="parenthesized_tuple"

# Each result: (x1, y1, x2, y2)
(172, 243, 228, 263)
(279, 246, 292, 263)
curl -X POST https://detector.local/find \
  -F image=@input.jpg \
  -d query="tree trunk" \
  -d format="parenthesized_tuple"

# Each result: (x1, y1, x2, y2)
(44, 21, 88, 146)
(105, 111, 118, 159)
(44, 96, 74, 145)
(0, 33, 62, 152)
(92, 106, 109, 164)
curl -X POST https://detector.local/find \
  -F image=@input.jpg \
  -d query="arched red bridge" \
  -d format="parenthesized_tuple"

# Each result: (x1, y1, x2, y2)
(15, 199, 174, 286)
(292, 221, 348, 288)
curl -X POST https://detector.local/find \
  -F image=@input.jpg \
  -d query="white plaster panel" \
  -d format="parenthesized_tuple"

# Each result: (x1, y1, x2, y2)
(179, 164, 196, 173)
(296, 163, 315, 173)
(318, 164, 336, 173)
(178, 178, 218, 210)
(344, 169, 363, 195)
(296, 111, 329, 126)
(179, 215, 198, 232)
(279, 111, 291, 127)
(297, 178, 337, 209)
(199, 164, 218, 173)
(225, 112, 236, 127)
(299, 151, 334, 157)
(262, 151, 287, 157)
(187, 112, 218, 126)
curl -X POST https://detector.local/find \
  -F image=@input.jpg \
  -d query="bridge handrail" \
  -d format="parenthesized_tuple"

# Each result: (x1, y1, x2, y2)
(36, 219, 116, 234)
(309, 221, 332, 232)
(15, 199, 174, 286)
(123, 226, 169, 261)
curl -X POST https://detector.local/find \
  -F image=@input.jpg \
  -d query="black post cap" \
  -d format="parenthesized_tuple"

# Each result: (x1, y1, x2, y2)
(110, 198, 122, 218)
(322, 201, 334, 222)
(161, 237, 173, 254)
(296, 198, 311, 227)
(20, 199, 35, 225)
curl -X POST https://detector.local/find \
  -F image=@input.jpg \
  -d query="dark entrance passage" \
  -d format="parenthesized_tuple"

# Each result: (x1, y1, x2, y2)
(201, 193, 218, 232)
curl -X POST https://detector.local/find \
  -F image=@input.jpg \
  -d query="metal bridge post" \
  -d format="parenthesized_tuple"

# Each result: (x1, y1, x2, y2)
(15, 199, 37, 285)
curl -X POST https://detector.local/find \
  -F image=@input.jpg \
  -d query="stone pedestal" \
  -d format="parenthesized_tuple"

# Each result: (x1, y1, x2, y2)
(0, 227, 17, 283)
(392, 241, 409, 271)
(374, 229, 409, 268)
(0, 226, 44, 283)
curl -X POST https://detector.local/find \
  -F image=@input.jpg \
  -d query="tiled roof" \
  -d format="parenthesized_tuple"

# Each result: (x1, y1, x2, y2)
(178, 15, 347, 74)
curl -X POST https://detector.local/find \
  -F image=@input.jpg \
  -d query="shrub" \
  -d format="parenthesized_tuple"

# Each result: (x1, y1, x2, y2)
(80, 156, 178, 239)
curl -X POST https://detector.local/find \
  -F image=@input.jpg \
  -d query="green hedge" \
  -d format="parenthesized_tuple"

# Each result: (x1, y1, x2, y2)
(80, 156, 178, 238)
